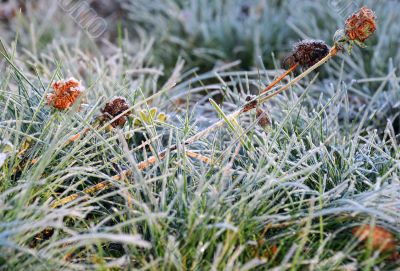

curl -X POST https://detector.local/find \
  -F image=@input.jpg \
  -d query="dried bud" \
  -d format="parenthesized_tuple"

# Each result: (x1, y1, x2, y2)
(102, 96, 131, 128)
(345, 7, 376, 43)
(30, 227, 54, 248)
(0, 2, 17, 20)
(47, 78, 84, 110)
(352, 225, 396, 253)
(256, 108, 270, 128)
(284, 40, 330, 69)
(243, 95, 258, 112)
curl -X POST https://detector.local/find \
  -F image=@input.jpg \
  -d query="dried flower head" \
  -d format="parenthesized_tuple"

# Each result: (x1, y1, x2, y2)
(0, 1, 17, 20)
(256, 108, 270, 128)
(345, 7, 376, 43)
(352, 225, 396, 253)
(284, 40, 330, 69)
(47, 78, 84, 110)
(243, 95, 258, 112)
(102, 96, 131, 127)
(30, 227, 54, 248)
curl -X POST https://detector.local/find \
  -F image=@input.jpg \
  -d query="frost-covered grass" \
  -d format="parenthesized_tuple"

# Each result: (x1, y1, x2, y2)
(0, 0, 399, 270)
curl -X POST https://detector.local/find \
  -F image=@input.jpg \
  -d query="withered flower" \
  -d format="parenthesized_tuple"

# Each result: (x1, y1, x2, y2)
(47, 78, 84, 110)
(243, 95, 258, 113)
(0, 1, 17, 21)
(345, 7, 376, 43)
(256, 108, 270, 128)
(101, 96, 131, 128)
(284, 40, 330, 69)
(352, 225, 396, 253)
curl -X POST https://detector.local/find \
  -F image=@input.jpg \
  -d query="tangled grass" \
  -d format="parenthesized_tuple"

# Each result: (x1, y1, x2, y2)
(0, 0, 399, 270)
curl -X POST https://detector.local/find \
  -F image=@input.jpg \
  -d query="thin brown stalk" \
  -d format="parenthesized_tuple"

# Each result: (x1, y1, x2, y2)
(185, 150, 212, 164)
(51, 170, 130, 208)
(260, 64, 298, 94)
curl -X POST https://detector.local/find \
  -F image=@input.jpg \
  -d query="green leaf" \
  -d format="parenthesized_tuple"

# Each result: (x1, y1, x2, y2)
(157, 113, 167, 122)
(139, 110, 149, 124)
(134, 118, 143, 127)
(149, 107, 158, 120)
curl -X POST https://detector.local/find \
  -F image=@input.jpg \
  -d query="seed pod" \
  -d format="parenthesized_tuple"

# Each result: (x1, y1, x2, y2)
(292, 40, 330, 68)
(243, 95, 258, 112)
(256, 108, 270, 128)
(0, 1, 18, 20)
(102, 97, 131, 128)
(284, 40, 330, 69)
(345, 7, 376, 43)
(47, 78, 84, 110)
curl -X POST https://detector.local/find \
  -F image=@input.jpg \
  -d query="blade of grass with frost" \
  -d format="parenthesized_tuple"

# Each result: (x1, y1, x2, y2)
(291, 201, 314, 271)
(298, 92, 341, 138)
(349, 71, 395, 162)
(0, 39, 37, 91)
(209, 98, 253, 152)
(24, 67, 61, 136)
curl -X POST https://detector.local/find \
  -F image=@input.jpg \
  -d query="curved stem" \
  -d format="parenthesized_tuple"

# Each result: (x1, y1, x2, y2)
(261, 63, 298, 94)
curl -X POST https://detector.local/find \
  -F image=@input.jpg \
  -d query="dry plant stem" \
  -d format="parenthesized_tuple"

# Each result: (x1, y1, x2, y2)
(51, 150, 211, 207)
(261, 64, 298, 94)
(67, 128, 90, 143)
(52, 46, 338, 208)
(51, 170, 130, 208)
(185, 150, 212, 164)
(259, 47, 337, 104)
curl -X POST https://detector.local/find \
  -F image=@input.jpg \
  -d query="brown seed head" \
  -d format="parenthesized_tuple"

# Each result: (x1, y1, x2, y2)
(345, 7, 376, 43)
(256, 108, 270, 128)
(0, 2, 17, 20)
(243, 95, 258, 112)
(286, 40, 330, 69)
(47, 78, 84, 110)
(352, 225, 396, 253)
(102, 96, 131, 127)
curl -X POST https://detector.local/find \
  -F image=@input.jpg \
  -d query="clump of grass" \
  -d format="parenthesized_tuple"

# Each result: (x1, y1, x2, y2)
(121, 0, 293, 72)
(1, 2, 399, 271)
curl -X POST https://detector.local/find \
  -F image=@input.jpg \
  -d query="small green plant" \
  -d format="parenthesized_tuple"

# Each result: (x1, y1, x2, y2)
(134, 107, 168, 127)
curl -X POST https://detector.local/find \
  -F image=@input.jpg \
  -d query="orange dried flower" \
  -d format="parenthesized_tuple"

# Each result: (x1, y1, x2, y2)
(352, 225, 396, 253)
(47, 78, 84, 110)
(101, 96, 131, 127)
(345, 7, 376, 43)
